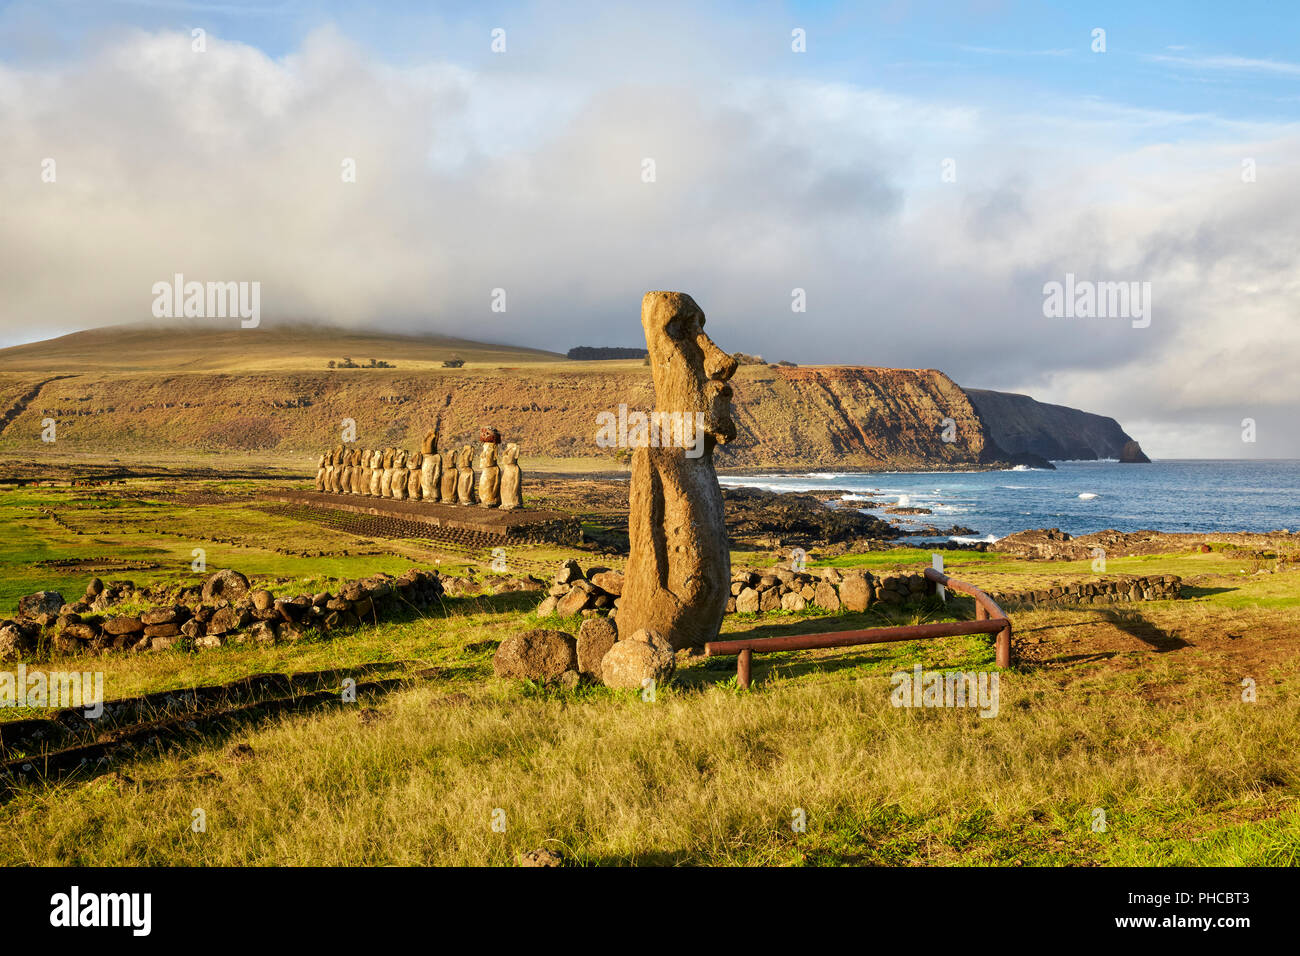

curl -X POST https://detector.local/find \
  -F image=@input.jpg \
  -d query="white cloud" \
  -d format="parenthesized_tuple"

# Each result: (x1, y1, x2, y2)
(0, 24, 1297, 458)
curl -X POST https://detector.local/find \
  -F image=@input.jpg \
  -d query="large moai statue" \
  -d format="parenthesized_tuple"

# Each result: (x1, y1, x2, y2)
(477, 431, 501, 508)
(368, 449, 383, 496)
(391, 450, 408, 500)
(456, 445, 476, 505)
(406, 450, 422, 500)
(498, 442, 522, 510)
(330, 445, 345, 493)
(618, 291, 738, 651)
(380, 449, 395, 498)
(440, 448, 459, 502)
(355, 449, 370, 494)
(315, 453, 327, 491)
(420, 429, 441, 501)
(349, 449, 364, 494)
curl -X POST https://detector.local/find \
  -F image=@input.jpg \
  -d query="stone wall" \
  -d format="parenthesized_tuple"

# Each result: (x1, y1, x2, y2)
(538, 560, 1183, 620)
(992, 574, 1181, 607)
(0, 567, 445, 660)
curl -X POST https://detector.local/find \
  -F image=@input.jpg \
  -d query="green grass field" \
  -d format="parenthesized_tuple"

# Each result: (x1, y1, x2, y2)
(1, 480, 1297, 865)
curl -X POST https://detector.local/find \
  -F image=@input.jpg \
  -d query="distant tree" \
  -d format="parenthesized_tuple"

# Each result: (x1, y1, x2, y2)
(327, 360, 336, 369)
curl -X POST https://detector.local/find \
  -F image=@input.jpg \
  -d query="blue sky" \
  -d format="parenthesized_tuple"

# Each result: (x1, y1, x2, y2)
(7, 0, 1297, 121)
(1, 1, 1297, 457)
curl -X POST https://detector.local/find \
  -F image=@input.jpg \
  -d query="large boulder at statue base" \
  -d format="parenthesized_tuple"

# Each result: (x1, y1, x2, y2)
(576, 617, 619, 680)
(493, 629, 578, 682)
(601, 628, 675, 690)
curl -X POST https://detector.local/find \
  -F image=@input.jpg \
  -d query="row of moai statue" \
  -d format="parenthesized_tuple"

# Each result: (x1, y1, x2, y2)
(314, 427, 522, 509)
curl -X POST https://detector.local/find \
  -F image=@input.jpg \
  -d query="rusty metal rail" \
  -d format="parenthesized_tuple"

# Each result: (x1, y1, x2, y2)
(705, 567, 1012, 689)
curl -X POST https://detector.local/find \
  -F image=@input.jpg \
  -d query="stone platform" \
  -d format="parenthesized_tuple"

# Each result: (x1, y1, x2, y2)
(261, 491, 581, 548)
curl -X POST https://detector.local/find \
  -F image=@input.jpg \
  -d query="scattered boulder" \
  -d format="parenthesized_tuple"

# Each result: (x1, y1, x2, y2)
(590, 570, 624, 596)
(556, 581, 595, 617)
(493, 629, 578, 682)
(519, 848, 563, 867)
(601, 628, 675, 690)
(554, 559, 582, 585)
(202, 569, 251, 603)
(18, 591, 65, 622)
(0, 622, 37, 661)
(577, 617, 618, 680)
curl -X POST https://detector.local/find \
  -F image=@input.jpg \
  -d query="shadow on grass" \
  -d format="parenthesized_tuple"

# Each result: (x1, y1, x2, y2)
(1181, 585, 1238, 599)
(439, 590, 544, 615)
(1099, 607, 1188, 652)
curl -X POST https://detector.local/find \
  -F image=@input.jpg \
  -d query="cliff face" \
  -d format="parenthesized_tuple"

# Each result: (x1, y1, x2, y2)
(721, 366, 994, 469)
(964, 388, 1148, 462)
(0, 326, 1146, 469)
(0, 365, 996, 469)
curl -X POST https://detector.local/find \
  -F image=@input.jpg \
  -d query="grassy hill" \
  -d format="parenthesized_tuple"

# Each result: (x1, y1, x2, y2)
(0, 321, 565, 374)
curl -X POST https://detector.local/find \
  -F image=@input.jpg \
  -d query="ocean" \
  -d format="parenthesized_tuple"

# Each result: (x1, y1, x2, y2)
(718, 459, 1300, 541)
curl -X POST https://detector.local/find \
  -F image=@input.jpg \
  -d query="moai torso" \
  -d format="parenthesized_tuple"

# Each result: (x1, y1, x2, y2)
(390, 450, 408, 500)
(440, 450, 459, 502)
(478, 443, 501, 507)
(456, 446, 476, 505)
(330, 446, 345, 493)
(420, 430, 440, 501)
(407, 453, 422, 500)
(499, 443, 522, 510)
(348, 449, 362, 494)
(380, 449, 395, 497)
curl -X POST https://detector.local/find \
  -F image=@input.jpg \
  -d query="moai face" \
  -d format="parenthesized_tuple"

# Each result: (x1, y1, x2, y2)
(481, 443, 497, 468)
(640, 291, 737, 445)
(421, 428, 439, 455)
(499, 443, 518, 466)
(334, 444, 345, 463)
(383, 449, 394, 468)
(394, 450, 407, 469)
(457, 446, 474, 469)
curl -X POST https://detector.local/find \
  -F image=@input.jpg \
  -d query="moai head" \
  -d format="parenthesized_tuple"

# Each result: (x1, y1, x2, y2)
(481, 443, 497, 468)
(640, 291, 738, 446)
(334, 444, 345, 463)
(441, 448, 457, 468)
(421, 427, 439, 455)
(394, 449, 407, 469)
(457, 445, 474, 469)
(499, 442, 518, 466)
(383, 448, 395, 468)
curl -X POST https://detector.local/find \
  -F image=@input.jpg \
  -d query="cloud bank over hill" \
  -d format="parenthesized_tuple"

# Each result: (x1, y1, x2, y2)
(1, 7, 1297, 457)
